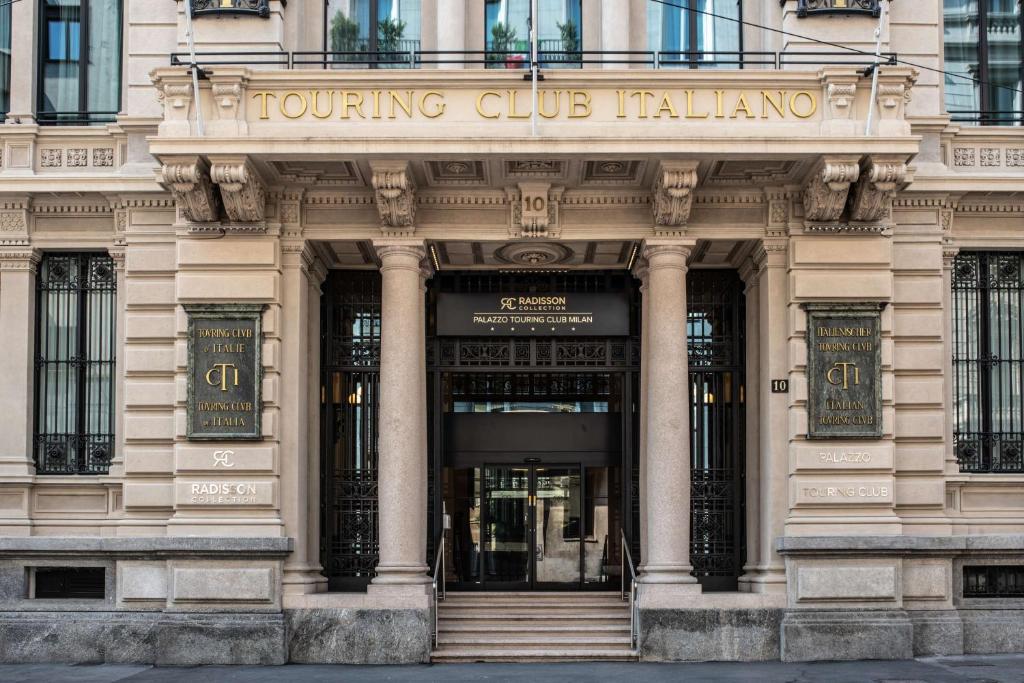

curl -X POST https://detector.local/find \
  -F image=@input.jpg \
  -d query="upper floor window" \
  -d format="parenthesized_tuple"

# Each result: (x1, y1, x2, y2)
(648, 0, 741, 68)
(35, 253, 117, 475)
(944, 0, 1024, 125)
(0, 0, 10, 121)
(325, 0, 421, 66)
(38, 0, 122, 125)
(953, 252, 1024, 474)
(485, 0, 582, 69)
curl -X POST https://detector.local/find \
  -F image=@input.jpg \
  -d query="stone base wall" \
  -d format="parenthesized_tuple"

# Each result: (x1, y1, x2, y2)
(286, 608, 431, 664)
(639, 608, 783, 661)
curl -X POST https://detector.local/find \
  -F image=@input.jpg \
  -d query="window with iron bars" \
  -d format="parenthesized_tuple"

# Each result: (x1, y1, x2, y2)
(953, 252, 1024, 473)
(34, 253, 117, 475)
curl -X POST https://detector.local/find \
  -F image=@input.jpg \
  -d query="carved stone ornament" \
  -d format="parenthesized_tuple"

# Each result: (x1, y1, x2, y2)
(849, 158, 908, 222)
(651, 161, 699, 229)
(210, 158, 266, 222)
(370, 161, 416, 232)
(826, 83, 856, 121)
(802, 158, 860, 222)
(159, 157, 220, 223)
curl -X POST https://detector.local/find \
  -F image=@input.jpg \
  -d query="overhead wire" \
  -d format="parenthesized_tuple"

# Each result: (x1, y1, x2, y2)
(646, 0, 1024, 99)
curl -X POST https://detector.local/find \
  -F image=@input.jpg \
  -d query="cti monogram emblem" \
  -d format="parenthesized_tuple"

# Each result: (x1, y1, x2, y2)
(205, 363, 240, 392)
(826, 362, 861, 390)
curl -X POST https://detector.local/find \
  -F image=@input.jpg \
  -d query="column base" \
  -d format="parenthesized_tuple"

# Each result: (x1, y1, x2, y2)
(282, 564, 328, 595)
(371, 564, 432, 586)
(638, 563, 700, 585)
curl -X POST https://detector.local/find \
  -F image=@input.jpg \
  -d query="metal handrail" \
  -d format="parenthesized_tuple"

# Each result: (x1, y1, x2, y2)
(620, 529, 638, 650)
(430, 530, 446, 649)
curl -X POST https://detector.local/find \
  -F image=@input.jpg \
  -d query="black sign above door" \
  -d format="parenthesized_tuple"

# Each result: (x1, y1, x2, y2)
(436, 292, 630, 337)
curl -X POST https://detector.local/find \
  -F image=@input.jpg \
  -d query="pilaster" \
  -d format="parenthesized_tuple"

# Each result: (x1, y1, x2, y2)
(738, 256, 761, 592)
(0, 248, 41, 482)
(631, 258, 650, 571)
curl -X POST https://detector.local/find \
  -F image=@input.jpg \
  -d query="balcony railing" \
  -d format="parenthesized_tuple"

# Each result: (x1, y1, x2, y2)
(950, 110, 1024, 127)
(191, 0, 272, 18)
(787, 0, 882, 17)
(171, 49, 897, 71)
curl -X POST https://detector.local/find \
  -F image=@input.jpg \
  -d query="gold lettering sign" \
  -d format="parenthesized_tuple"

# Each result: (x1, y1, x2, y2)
(248, 88, 820, 122)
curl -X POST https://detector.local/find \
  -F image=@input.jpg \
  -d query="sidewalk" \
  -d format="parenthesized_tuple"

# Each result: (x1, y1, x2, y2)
(1, 656, 1023, 683)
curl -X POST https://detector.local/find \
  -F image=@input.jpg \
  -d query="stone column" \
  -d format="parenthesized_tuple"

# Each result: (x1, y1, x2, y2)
(737, 257, 761, 591)
(601, 0, 630, 67)
(632, 259, 650, 571)
(281, 242, 326, 594)
(754, 239, 788, 592)
(437, 0, 466, 69)
(638, 241, 700, 596)
(6, 0, 37, 122)
(371, 240, 431, 591)
(0, 249, 40, 480)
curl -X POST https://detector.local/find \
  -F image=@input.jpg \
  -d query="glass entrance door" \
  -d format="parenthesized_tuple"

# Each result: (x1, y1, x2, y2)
(481, 464, 583, 589)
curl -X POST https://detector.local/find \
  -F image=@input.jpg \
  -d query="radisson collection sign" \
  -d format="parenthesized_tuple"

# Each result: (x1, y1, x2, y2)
(805, 303, 884, 440)
(437, 293, 630, 337)
(186, 304, 265, 440)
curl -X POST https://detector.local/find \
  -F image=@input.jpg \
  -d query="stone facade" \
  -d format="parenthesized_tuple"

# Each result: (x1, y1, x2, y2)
(0, 0, 1021, 665)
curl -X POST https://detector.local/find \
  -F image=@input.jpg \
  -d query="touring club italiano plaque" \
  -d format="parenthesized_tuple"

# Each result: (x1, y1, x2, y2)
(805, 303, 884, 440)
(186, 304, 264, 440)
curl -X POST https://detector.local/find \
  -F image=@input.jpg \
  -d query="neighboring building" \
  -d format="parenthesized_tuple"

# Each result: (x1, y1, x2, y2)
(0, 0, 1023, 665)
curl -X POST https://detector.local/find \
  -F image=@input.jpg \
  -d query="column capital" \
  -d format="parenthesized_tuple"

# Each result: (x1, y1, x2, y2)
(373, 238, 426, 272)
(642, 238, 697, 272)
(0, 248, 41, 272)
(753, 236, 788, 271)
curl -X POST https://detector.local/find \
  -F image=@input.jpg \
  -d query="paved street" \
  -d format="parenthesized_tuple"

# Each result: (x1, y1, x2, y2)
(1, 656, 1023, 683)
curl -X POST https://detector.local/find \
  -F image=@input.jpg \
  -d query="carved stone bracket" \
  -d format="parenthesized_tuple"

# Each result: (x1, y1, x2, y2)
(370, 161, 416, 234)
(651, 161, 699, 233)
(508, 183, 563, 238)
(849, 157, 908, 222)
(210, 157, 267, 222)
(158, 156, 220, 223)
(802, 157, 860, 223)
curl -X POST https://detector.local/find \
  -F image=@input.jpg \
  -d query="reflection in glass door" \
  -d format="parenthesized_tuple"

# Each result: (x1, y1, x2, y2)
(482, 466, 530, 586)
(446, 463, 619, 590)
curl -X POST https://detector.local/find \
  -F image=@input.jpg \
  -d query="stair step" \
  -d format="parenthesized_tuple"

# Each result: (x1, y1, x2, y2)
(439, 624, 631, 633)
(430, 648, 639, 663)
(437, 636, 632, 647)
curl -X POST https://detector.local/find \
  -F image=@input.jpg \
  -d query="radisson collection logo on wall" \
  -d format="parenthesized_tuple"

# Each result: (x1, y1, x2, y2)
(437, 293, 630, 337)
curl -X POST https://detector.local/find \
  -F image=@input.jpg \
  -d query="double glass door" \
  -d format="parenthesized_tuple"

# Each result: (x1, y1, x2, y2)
(483, 464, 584, 589)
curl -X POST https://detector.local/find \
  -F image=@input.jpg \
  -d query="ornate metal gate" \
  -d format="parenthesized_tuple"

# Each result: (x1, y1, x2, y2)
(320, 271, 382, 590)
(688, 269, 746, 591)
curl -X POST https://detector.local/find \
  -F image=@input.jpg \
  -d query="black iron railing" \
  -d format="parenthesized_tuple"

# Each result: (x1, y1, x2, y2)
(950, 110, 1024, 126)
(36, 111, 119, 126)
(170, 49, 897, 70)
(191, 0, 272, 18)
(786, 0, 882, 17)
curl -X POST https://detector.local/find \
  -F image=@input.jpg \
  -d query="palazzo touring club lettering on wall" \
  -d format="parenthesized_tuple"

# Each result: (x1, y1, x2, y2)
(437, 293, 630, 337)
(247, 87, 819, 123)
(804, 302, 884, 440)
(185, 304, 265, 440)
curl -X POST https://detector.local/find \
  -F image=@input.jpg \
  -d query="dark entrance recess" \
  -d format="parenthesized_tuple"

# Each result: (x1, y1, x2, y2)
(320, 268, 745, 592)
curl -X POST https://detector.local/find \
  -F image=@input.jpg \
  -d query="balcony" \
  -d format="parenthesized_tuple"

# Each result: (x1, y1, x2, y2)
(788, 0, 882, 17)
(170, 48, 897, 71)
(191, 0, 272, 18)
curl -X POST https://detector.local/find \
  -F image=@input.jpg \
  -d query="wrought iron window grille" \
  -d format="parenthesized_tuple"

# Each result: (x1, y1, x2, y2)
(190, 0, 275, 18)
(784, 0, 883, 18)
(963, 566, 1024, 598)
(953, 252, 1024, 474)
(34, 253, 117, 475)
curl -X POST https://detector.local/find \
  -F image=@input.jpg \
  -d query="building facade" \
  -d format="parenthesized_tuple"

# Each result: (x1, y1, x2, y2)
(0, 0, 1023, 665)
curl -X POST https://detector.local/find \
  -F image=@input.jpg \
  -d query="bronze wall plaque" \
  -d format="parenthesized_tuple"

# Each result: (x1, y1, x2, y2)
(805, 303, 884, 439)
(186, 304, 265, 441)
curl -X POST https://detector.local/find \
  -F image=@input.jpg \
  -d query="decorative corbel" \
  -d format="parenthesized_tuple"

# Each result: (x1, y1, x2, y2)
(651, 160, 699, 232)
(801, 156, 861, 222)
(210, 157, 267, 222)
(508, 182, 562, 238)
(158, 156, 220, 223)
(849, 157, 908, 222)
(370, 160, 416, 233)
(155, 80, 196, 137)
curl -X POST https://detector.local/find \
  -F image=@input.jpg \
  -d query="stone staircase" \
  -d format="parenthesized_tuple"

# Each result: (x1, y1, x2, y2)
(431, 591, 637, 663)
